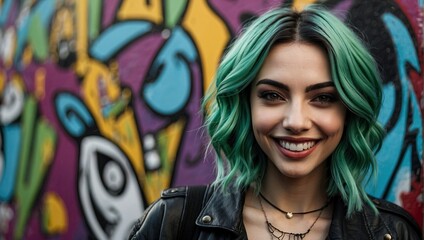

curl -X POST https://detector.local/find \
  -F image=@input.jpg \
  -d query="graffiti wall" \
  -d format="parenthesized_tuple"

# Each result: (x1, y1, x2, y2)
(0, 0, 422, 239)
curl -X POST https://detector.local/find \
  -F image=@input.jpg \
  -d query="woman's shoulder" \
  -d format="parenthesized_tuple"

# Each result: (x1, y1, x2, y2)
(367, 196, 422, 239)
(127, 186, 188, 239)
(128, 186, 209, 240)
(369, 196, 418, 226)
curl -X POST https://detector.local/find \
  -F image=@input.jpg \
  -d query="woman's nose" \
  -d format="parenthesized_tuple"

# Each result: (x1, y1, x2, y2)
(281, 102, 311, 133)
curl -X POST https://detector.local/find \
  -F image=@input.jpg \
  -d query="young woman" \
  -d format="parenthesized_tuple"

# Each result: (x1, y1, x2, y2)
(129, 6, 422, 240)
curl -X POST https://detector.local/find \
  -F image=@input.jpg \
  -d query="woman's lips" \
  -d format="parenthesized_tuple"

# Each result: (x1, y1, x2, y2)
(274, 138, 319, 159)
(279, 140, 316, 152)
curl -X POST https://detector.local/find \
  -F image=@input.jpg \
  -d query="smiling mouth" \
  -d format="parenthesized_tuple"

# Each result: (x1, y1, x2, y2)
(279, 140, 317, 152)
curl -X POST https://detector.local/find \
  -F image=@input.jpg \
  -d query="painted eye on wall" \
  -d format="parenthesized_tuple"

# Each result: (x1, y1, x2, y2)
(79, 136, 144, 239)
(98, 153, 126, 196)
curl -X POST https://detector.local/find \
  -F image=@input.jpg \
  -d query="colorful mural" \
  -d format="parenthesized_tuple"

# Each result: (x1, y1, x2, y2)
(0, 0, 422, 239)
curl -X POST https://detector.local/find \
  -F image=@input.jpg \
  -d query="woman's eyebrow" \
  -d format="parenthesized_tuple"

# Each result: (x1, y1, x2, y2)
(305, 81, 334, 92)
(255, 79, 289, 91)
(256, 79, 334, 93)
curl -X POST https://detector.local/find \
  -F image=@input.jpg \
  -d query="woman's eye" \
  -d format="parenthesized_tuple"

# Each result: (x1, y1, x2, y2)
(312, 94, 337, 104)
(259, 92, 284, 101)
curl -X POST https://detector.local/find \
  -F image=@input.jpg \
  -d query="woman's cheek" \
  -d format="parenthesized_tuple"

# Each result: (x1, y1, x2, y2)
(312, 109, 346, 135)
(252, 109, 281, 132)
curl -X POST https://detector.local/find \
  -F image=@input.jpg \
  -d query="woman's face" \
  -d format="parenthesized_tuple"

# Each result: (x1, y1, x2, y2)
(250, 42, 346, 179)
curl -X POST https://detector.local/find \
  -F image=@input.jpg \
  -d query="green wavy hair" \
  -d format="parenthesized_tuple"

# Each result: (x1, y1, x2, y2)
(202, 5, 385, 216)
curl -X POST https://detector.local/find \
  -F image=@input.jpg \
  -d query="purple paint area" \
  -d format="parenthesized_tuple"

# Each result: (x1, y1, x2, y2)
(209, 0, 283, 35)
(9, 61, 87, 239)
(330, 0, 354, 20)
(101, 0, 122, 28)
(1, 131, 83, 239)
(3, 203, 16, 240)
(25, 209, 47, 239)
(117, 33, 163, 93)
(116, 32, 172, 131)
(23, 62, 81, 127)
(395, 0, 422, 38)
(173, 137, 216, 186)
(116, 27, 215, 185)
(172, 62, 216, 186)
(44, 132, 85, 239)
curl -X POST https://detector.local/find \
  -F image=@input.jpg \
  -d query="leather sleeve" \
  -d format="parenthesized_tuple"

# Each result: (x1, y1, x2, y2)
(128, 188, 187, 240)
(394, 217, 422, 240)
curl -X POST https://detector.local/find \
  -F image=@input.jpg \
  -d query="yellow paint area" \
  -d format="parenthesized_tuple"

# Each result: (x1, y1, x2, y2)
(35, 68, 46, 100)
(144, 117, 185, 203)
(75, 0, 89, 75)
(81, 60, 144, 182)
(110, 108, 144, 178)
(0, 70, 5, 93)
(182, 0, 230, 93)
(292, 0, 317, 11)
(118, 0, 163, 25)
(57, 7, 74, 39)
(41, 130, 55, 167)
(49, 5, 75, 61)
(22, 46, 33, 67)
(11, 73, 25, 92)
(42, 192, 68, 234)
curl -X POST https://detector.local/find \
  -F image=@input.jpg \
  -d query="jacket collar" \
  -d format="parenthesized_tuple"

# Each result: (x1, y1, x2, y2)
(327, 195, 391, 239)
(196, 184, 246, 235)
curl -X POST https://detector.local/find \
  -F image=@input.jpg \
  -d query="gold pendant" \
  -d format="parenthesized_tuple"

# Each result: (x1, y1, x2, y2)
(286, 212, 293, 219)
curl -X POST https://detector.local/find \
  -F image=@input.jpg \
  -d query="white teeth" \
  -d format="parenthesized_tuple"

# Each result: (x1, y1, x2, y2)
(279, 140, 316, 152)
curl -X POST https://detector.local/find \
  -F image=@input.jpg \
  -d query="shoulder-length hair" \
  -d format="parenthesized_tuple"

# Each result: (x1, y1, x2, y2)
(202, 5, 385, 216)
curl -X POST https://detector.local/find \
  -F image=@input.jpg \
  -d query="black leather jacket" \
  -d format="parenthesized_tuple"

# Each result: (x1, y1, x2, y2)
(129, 185, 422, 239)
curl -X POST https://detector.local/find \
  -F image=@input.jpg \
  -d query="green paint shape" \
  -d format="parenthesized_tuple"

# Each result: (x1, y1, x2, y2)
(164, 0, 188, 28)
(89, 0, 101, 40)
(14, 97, 57, 239)
(107, 97, 129, 118)
(29, 14, 49, 60)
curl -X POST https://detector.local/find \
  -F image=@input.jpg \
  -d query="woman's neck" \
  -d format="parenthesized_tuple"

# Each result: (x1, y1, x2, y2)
(260, 163, 329, 213)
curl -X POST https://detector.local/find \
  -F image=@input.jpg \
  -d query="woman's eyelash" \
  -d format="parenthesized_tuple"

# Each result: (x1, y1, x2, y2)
(312, 94, 337, 103)
(258, 91, 283, 101)
(257, 91, 339, 104)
